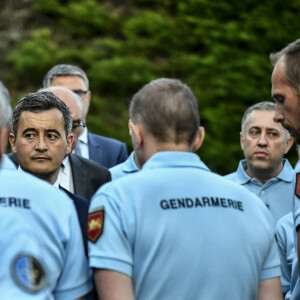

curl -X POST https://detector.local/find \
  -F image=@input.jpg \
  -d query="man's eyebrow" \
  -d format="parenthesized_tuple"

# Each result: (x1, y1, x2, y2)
(45, 129, 61, 136)
(21, 128, 62, 136)
(22, 128, 37, 135)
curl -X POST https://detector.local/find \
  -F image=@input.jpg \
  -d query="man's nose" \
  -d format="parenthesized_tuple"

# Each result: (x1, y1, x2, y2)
(273, 104, 284, 123)
(35, 136, 48, 151)
(258, 133, 267, 146)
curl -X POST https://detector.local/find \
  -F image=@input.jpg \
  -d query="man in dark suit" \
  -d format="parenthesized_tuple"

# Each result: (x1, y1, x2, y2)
(42, 64, 128, 168)
(9, 151, 110, 201)
(8, 91, 103, 256)
(38, 86, 111, 200)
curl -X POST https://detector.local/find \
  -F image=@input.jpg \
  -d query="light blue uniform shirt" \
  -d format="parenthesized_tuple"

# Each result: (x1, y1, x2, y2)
(1, 154, 16, 170)
(0, 167, 92, 299)
(225, 158, 294, 223)
(0, 208, 51, 299)
(289, 160, 300, 300)
(109, 151, 139, 180)
(275, 212, 295, 299)
(89, 152, 281, 300)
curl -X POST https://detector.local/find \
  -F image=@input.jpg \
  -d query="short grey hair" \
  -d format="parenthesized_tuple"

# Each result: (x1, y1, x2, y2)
(42, 64, 89, 89)
(0, 81, 12, 128)
(241, 101, 290, 139)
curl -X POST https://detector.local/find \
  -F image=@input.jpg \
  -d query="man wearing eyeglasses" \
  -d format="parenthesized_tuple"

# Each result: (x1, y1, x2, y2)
(42, 64, 128, 168)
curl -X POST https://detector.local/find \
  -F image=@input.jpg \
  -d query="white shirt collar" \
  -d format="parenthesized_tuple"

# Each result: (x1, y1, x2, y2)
(79, 126, 88, 144)
(57, 156, 74, 193)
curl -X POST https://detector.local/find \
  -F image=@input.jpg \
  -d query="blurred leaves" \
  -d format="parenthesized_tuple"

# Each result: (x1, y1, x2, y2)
(5, 0, 300, 173)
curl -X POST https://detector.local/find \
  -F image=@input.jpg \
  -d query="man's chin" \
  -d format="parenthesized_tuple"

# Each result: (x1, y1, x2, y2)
(251, 162, 270, 170)
(23, 167, 55, 181)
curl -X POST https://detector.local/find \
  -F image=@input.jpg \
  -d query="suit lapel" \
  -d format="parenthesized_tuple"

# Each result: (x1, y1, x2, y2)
(88, 133, 103, 164)
(69, 154, 87, 198)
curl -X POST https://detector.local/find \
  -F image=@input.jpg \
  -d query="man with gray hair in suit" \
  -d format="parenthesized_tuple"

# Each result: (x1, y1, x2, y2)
(43, 64, 128, 168)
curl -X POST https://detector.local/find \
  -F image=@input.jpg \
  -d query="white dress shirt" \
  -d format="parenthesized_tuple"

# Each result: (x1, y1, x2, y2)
(74, 127, 89, 159)
(56, 156, 74, 193)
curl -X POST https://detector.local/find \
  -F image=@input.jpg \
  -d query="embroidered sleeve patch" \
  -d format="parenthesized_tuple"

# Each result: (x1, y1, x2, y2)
(11, 254, 47, 293)
(295, 173, 300, 199)
(88, 208, 104, 243)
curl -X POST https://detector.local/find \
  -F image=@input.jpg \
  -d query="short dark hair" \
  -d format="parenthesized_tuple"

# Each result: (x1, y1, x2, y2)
(42, 64, 89, 89)
(129, 78, 200, 146)
(270, 39, 300, 94)
(12, 91, 72, 138)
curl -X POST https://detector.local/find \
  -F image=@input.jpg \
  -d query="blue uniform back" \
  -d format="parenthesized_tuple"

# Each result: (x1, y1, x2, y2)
(89, 152, 280, 300)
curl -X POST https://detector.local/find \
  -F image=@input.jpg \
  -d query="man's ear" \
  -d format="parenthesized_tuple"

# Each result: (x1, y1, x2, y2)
(9, 132, 17, 154)
(240, 132, 244, 150)
(66, 133, 74, 155)
(129, 120, 143, 149)
(192, 126, 205, 152)
(284, 136, 294, 154)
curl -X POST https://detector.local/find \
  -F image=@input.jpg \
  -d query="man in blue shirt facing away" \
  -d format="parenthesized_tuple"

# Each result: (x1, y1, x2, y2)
(88, 78, 282, 300)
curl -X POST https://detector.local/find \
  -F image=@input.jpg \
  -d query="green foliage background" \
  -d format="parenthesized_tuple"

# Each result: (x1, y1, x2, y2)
(4, 0, 300, 174)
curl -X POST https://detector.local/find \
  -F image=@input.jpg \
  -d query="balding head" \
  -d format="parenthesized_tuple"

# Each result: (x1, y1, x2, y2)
(40, 86, 85, 151)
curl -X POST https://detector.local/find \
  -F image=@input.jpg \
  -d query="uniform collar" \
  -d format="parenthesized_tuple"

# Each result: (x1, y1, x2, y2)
(142, 151, 210, 172)
(122, 151, 139, 173)
(236, 158, 293, 184)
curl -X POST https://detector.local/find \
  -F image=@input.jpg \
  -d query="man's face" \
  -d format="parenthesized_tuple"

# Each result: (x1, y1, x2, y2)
(9, 109, 73, 180)
(51, 75, 91, 120)
(272, 60, 300, 144)
(241, 109, 292, 174)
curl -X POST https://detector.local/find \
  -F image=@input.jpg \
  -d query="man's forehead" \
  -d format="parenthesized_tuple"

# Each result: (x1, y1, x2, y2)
(18, 109, 65, 129)
(51, 75, 86, 88)
(246, 110, 284, 130)
(271, 60, 286, 90)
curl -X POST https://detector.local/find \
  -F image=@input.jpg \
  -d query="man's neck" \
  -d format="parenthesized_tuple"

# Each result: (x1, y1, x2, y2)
(245, 161, 284, 184)
(19, 166, 59, 185)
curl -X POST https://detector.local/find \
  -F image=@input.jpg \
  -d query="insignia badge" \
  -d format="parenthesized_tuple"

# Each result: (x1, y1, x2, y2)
(11, 254, 46, 293)
(88, 208, 104, 243)
(296, 173, 300, 199)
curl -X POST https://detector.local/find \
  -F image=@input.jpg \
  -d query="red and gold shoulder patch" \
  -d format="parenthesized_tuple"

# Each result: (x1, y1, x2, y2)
(87, 208, 104, 243)
(295, 173, 300, 199)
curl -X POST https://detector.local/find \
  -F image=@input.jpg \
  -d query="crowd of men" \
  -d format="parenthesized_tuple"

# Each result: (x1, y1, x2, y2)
(2, 38, 300, 299)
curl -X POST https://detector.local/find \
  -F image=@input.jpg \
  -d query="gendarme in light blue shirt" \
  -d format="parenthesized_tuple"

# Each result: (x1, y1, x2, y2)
(275, 212, 295, 299)
(1, 154, 16, 170)
(0, 167, 92, 299)
(109, 151, 139, 180)
(225, 158, 293, 223)
(89, 151, 280, 300)
(288, 159, 300, 300)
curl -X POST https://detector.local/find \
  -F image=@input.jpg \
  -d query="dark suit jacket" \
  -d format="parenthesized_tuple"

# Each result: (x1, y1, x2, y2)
(69, 153, 111, 200)
(88, 132, 128, 169)
(60, 186, 97, 300)
(60, 186, 89, 257)
(8, 152, 111, 201)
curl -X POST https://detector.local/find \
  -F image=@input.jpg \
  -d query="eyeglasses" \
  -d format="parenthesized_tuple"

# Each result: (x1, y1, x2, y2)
(72, 90, 89, 97)
(72, 121, 86, 130)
